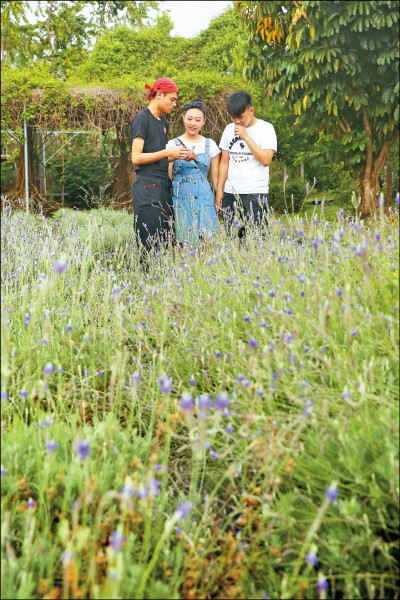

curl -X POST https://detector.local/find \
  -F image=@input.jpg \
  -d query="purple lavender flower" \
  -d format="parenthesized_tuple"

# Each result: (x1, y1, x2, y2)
(53, 259, 67, 274)
(325, 484, 338, 502)
(1, 390, 8, 400)
(394, 192, 399, 205)
(66, 323, 72, 333)
(189, 375, 196, 387)
(226, 425, 234, 434)
(76, 440, 90, 461)
(158, 375, 173, 394)
(316, 574, 329, 592)
(43, 416, 53, 427)
(131, 373, 141, 383)
(148, 478, 161, 496)
(249, 337, 258, 348)
(179, 394, 194, 412)
(27, 497, 36, 509)
(121, 483, 135, 499)
(312, 237, 323, 250)
(198, 394, 213, 409)
(306, 551, 319, 566)
(46, 440, 58, 452)
(43, 362, 54, 375)
(110, 530, 125, 552)
(174, 501, 192, 520)
(1, 465, 6, 477)
(24, 314, 31, 327)
(210, 450, 219, 459)
(61, 550, 74, 565)
(215, 392, 230, 410)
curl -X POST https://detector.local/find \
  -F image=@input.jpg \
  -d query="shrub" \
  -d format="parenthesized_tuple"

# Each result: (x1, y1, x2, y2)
(269, 178, 306, 213)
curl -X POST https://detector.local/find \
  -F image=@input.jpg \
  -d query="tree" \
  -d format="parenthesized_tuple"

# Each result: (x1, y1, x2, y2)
(193, 7, 245, 75)
(235, 0, 400, 215)
(89, 0, 159, 29)
(1, 0, 28, 63)
(1, 1, 161, 78)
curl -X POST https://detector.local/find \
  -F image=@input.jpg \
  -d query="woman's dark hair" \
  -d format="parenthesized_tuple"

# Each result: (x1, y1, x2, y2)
(227, 91, 253, 118)
(183, 101, 206, 115)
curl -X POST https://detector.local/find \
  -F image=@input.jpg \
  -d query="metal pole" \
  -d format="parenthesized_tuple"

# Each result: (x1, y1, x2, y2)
(42, 130, 47, 196)
(23, 104, 29, 213)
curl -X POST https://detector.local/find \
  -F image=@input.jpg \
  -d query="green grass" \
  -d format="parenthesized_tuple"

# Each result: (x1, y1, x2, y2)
(1, 204, 399, 599)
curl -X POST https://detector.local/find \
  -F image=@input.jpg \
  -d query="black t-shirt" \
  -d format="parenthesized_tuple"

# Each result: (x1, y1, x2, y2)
(130, 108, 169, 177)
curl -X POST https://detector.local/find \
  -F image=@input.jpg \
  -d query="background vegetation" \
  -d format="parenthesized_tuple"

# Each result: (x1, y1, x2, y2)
(1, 1, 398, 214)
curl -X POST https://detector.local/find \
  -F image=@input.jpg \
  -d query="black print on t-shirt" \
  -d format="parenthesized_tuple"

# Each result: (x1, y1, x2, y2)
(230, 151, 252, 163)
(229, 136, 253, 163)
(229, 135, 241, 150)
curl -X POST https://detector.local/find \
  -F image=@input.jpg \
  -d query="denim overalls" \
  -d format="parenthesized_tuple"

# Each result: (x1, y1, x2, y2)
(171, 138, 217, 244)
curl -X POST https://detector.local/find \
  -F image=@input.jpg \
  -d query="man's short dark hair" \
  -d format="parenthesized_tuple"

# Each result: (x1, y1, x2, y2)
(227, 91, 253, 118)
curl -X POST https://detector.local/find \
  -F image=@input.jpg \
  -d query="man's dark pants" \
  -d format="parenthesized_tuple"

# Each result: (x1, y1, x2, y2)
(131, 175, 175, 252)
(221, 192, 268, 239)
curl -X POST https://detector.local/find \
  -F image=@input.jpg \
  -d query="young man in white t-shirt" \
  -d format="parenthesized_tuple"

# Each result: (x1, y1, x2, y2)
(216, 91, 277, 238)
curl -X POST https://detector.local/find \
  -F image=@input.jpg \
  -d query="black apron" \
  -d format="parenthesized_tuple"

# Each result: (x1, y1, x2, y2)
(131, 174, 175, 250)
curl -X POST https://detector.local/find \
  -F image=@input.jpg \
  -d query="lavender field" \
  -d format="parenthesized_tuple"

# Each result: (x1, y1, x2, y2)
(1, 204, 399, 599)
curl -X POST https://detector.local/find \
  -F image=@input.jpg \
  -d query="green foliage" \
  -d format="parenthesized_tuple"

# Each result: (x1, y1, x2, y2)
(53, 207, 135, 253)
(193, 7, 245, 75)
(0, 0, 29, 64)
(1, 63, 70, 128)
(0, 1, 162, 77)
(49, 137, 114, 210)
(71, 9, 247, 87)
(236, 0, 400, 207)
(89, 0, 160, 29)
(269, 178, 306, 213)
(0, 160, 16, 191)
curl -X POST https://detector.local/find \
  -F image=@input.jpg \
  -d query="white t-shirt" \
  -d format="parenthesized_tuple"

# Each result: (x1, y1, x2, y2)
(166, 136, 220, 159)
(219, 119, 277, 194)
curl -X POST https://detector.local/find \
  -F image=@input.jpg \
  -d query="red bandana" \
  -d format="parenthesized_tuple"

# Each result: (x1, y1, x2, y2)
(144, 77, 178, 101)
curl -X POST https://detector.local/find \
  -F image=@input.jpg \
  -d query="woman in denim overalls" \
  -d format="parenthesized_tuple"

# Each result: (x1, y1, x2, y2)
(167, 102, 221, 244)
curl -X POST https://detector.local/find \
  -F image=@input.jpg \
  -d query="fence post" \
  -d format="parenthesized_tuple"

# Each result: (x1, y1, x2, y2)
(23, 104, 29, 214)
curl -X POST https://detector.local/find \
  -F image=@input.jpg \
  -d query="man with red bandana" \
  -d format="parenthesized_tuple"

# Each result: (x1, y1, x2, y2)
(131, 77, 193, 253)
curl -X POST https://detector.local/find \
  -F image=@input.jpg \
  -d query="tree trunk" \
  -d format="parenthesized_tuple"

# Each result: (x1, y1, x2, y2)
(46, 2, 55, 59)
(385, 153, 393, 206)
(110, 124, 133, 209)
(360, 108, 376, 217)
(360, 108, 396, 217)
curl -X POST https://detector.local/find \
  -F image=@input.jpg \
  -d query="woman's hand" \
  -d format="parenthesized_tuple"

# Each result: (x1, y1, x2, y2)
(169, 146, 192, 160)
(184, 149, 197, 162)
